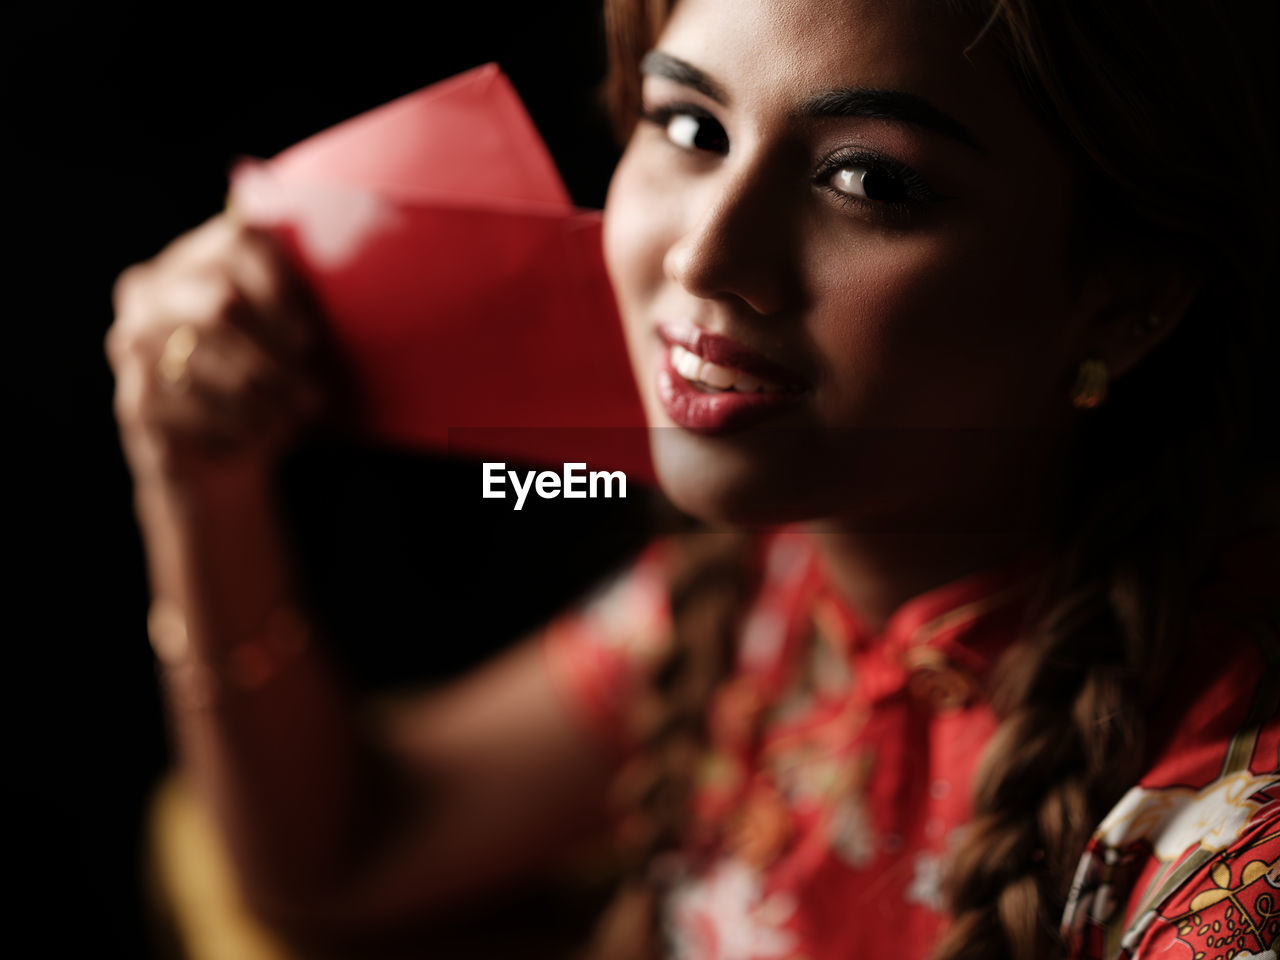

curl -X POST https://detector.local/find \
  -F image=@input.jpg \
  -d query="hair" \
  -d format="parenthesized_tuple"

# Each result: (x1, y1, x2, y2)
(594, 1, 1278, 958)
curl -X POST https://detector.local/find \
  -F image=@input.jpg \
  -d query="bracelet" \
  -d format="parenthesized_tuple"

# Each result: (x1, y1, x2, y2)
(147, 601, 311, 710)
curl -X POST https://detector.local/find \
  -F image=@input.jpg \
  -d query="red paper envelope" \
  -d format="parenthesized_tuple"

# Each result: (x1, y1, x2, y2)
(228, 63, 652, 481)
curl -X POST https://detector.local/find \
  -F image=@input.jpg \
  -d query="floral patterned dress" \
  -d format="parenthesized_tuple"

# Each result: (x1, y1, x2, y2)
(541, 529, 1279, 960)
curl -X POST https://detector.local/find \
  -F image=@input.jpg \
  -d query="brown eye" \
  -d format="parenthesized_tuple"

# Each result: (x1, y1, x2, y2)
(818, 151, 941, 210)
(831, 165, 908, 204)
(643, 105, 730, 154)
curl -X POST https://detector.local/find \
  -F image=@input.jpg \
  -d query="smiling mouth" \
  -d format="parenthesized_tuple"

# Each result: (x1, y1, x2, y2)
(656, 321, 808, 392)
(653, 324, 807, 434)
(668, 343, 791, 394)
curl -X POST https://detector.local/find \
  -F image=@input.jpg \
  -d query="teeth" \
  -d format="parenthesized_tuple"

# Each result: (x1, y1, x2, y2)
(669, 343, 783, 393)
(672, 343, 703, 381)
(699, 360, 737, 390)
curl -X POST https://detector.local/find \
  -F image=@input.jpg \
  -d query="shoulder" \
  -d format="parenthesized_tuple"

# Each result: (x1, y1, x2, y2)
(1090, 794, 1280, 960)
(536, 529, 807, 756)
(537, 539, 675, 756)
(549, 538, 674, 658)
(1062, 529, 1280, 959)
(1062, 678, 1278, 959)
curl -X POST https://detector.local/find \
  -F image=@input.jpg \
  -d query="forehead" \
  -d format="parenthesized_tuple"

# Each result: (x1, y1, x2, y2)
(655, 0, 1025, 142)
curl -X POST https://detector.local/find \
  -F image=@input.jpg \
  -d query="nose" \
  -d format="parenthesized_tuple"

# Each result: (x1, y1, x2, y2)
(663, 158, 799, 317)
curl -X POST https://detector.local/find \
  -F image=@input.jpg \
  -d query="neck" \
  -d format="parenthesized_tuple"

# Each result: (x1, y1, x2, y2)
(805, 528, 1047, 633)
(805, 428, 1071, 632)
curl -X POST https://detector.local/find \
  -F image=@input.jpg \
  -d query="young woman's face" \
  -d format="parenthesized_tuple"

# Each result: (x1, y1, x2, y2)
(604, 0, 1092, 526)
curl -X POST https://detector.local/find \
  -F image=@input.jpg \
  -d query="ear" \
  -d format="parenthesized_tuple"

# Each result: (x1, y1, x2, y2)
(1073, 254, 1202, 380)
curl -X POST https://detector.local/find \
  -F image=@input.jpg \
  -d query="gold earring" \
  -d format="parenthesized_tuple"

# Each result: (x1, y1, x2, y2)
(1070, 357, 1109, 409)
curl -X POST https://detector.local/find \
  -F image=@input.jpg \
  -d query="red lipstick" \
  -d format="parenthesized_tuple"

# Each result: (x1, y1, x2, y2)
(654, 323, 807, 434)
(657, 323, 808, 391)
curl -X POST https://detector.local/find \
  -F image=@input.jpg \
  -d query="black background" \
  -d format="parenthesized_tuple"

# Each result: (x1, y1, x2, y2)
(13, 3, 651, 956)
(10, 3, 1280, 958)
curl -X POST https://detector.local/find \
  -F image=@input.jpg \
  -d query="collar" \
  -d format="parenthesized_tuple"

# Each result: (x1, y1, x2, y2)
(752, 530, 1050, 706)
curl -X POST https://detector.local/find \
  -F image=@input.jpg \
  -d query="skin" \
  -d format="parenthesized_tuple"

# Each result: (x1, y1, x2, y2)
(105, 0, 1193, 934)
(603, 0, 1178, 626)
(108, 217, 622, 936)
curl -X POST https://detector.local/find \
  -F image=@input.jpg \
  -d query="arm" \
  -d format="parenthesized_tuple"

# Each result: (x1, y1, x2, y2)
(111, 215, 623, 948)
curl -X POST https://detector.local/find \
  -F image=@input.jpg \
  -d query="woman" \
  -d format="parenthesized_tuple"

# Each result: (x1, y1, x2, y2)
(107, 0, 1277, 958)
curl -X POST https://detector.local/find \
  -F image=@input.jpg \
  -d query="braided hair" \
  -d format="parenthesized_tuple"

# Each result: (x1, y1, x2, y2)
(594, 1, 1277, 958)
(932, 2, 1276, 951)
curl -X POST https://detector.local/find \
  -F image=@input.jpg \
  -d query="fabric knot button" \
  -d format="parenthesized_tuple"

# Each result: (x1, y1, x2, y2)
(902, 646, 979, 711)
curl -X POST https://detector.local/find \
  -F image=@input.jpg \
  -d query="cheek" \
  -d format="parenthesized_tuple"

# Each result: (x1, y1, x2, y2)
(810, 214, 1075, 429)
(603, 150, 670, 310)
(603, 152, 675, 406)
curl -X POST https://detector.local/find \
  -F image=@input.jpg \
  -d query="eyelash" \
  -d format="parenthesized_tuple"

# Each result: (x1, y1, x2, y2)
(639, 102, 727, 153)
(812, 149, 942, 210)
(638, 102, 942, 217)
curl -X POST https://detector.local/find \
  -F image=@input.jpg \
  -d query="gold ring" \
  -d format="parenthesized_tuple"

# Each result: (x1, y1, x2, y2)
(157, 324, 199, 390)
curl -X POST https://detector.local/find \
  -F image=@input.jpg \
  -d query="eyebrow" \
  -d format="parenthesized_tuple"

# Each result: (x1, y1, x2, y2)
(797, 89, 984, 151)
(640, 51, 729, 104)
(640, 50, 984, 152)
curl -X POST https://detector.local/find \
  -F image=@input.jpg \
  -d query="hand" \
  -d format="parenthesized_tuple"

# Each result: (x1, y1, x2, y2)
(107, 214, 331, 498)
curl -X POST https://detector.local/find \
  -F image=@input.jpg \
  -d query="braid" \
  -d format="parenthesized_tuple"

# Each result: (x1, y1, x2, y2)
(592, 1, 1274, 957)
(927, 0, 1274, 953)
(591, 527, 759, 959)
(934, 574, 1146, 960)
(933, 444, 1207, 960)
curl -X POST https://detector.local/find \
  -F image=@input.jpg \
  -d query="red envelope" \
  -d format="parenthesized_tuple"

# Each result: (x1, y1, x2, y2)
(228, 63, 652, 481)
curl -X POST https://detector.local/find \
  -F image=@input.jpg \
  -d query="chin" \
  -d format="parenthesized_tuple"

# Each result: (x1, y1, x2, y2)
(647, 427, 836, 529)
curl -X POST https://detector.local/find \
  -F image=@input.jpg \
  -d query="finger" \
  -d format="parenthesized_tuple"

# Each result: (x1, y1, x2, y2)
(118, 344, 255, 452)
(114, 270, 323, 426)
(112, 268, 249, 350)
(181, 322, 324, 424)
(221, 223, 325, 362)
(154, 213, 242, 270)
(160, 214, 324, 366)
(144, 268, 311, 390)
(109, 218, 332, 430)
